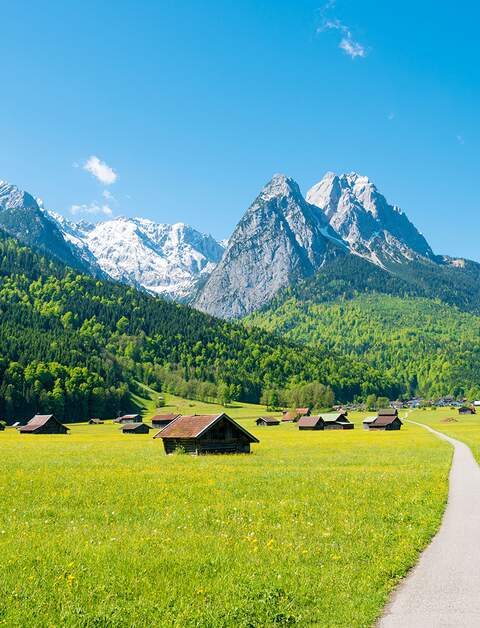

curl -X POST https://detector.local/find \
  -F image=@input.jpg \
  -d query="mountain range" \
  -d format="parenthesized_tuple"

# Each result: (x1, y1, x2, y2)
(1, 173, 477, 317)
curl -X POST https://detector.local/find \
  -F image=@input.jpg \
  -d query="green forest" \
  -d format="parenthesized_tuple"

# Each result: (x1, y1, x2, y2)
(248, 259, 480, 398)
(0, 231, 397, 421)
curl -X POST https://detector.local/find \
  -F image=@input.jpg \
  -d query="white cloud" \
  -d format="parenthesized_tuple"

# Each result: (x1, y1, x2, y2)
(82, 155, 117, 185)
(339, 37, 366, 58)
(102, 189, 115, 200)
(317, 3, 367, 59)
(70, 202, 113, 217)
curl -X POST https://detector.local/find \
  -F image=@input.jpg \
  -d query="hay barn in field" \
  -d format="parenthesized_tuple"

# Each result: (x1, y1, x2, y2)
(256, 417, 280, 426)
(151, 413, 180, 428)
(18, 415, 69, 434)
(121, 422, 152, 434)
(298, 416, 324, 430)
(321, 412, 354, 430)
(155, 413, 259, 455)
(458, 406, 476, 415)
(114, 414, 141, 424)
(88, 418, 104, 424)
(366, 410, 403, 431)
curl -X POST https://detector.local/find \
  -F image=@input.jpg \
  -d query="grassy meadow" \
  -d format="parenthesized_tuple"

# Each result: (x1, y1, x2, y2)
(0, 405, 452, 627)
(411, 407, 480, 465)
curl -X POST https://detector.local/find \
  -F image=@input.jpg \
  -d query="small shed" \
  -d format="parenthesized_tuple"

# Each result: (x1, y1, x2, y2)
(363, 416, 376, 430)
(18, 415, 69, 435)
(459, 406, 476, 415)
(321, 412, 354, 430)
(88, 418, 104, 425)
(256, 417, 280, 426)
(121, 422, 152, 434)
(377, 408, 398, 418)
(295, 407, 311, 417)
(281, 411, 297, 422)
(367, 415, 403, 431)
(298, 416, 324, 431)
(155, 413, 259, 455)
(114, 414, 141, 424)
(151, 413, 180, 429)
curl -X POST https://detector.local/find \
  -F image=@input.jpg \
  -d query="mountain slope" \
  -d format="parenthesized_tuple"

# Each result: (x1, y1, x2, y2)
(248, 254, 480, 398)
(306, 172, 435, 267)
(195, 174, 348, 318)
(0, 181, 97, 273)
(49, 213, 224, 300)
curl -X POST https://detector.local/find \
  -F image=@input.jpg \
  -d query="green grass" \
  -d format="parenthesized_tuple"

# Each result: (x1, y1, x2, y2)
(410, 407, 480, 464)
(0, 409, 451, 627)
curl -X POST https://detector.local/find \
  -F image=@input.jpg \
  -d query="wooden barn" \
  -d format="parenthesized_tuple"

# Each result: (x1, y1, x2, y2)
(121, 422, 152, 434)
(114, 414, 141, 424)
(88, 418, 104, 424)
(155, 413, 259, 455)
(321, 412, 354, 430)
(256, 417, 280, 426)
(298, 416, 324, 430)
(151, 413, 180, 429)
(459, 406, 476, 415)
(366, 411, 403, 431)
(18, 415, 69, 435)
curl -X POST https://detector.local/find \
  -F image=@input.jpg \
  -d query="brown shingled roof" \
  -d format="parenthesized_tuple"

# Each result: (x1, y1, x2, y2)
(156, 413, 259, 442)
(372, 415, 402, 427)
(298, 415, 324, 428)
(151, 414, 180, 422)
(377, 409, 397, 416)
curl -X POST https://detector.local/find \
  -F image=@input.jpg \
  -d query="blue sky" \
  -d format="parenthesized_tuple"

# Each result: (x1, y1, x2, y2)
(1, 1, 478, 259)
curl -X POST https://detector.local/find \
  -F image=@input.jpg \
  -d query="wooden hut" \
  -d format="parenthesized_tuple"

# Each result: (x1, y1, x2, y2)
(114, 414, 141, 424)
(151, 413, 180, 429)
(366, 413, 403, 431)
(321, 412, 354, 430)
(298, 416, 324, 431)
(459, 406, 476, 415)
(154, 413, 259, 455)
(121, 422, 152, 434)
(282, 407, 311, 422)
(256, 417, 280, 426)
(18, 415, 69, 435)
(88, 418, 104, 424)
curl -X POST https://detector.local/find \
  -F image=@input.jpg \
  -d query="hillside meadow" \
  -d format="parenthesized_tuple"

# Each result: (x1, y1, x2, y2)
(411, 407, 480, 464)
(0, 409, 451, 627)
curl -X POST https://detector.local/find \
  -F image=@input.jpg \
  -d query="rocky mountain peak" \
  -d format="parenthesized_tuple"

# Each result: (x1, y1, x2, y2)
(307, 172, 434, 266)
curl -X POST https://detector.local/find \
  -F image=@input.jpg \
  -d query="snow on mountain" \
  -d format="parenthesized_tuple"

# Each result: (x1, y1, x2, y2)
(0, 181, 95, 272)
(48, 213, 224, 301)
(306, 172, 435, 266)
(194, 174, 348, 319)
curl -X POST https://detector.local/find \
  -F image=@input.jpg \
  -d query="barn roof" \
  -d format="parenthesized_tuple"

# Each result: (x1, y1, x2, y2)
(282, 412, 297, 421)
(257, 416, 280, 424)
(121, 422, 151, 431)
(119, 414, 140, 420)
(320, 412, 349, 423)
(298, 415, 323, 428)
(295, 408, 310, 415)
(151, 413, 180, 422)
(377, 408, 397, 416)
(18, 414, 69, 432)
(157, 414, 259, 442)
(372, 415, 402, 427)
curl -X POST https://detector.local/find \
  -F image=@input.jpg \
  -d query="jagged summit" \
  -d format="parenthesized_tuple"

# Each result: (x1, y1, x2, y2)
(194, 174, 348, 319)
(307, 172, 434, 266)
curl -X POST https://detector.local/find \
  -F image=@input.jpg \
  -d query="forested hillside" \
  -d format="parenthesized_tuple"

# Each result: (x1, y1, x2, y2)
(249, 287, 480, 399)
(0, 231, 397, 421)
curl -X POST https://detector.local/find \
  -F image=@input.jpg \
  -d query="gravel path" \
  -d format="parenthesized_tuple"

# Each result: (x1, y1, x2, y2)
(379, 419, 480, 628)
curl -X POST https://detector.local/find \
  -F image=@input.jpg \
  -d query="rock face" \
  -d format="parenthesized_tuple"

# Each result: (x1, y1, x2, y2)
(0, 181, 93, 272)
(306, 172, 435, 267)
(194, 174, 348, 318)
(48, 213, 224, 301)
